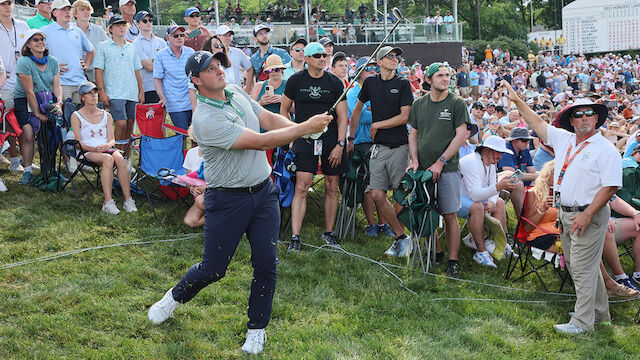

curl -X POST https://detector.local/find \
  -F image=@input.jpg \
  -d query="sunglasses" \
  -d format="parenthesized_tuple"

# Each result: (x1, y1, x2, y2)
(311, 53, 327, 59)
(139, 18, 152, 24)
(364, 66, 377, 72)
(172, 33, 186, 38)
(292, 48, 304, 52)
(189, 13, 201, 18)
(265, 68, 282, 74)
(212, 43, 223, 49)
(571, 109, 596, 118)
(384, 53, 399, 60)
(31, 37, 45, 43)
(489, 122, 499, 125)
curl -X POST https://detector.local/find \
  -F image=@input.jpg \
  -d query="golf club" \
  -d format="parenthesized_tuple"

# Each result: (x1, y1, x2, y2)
(304, 7, 407, 139)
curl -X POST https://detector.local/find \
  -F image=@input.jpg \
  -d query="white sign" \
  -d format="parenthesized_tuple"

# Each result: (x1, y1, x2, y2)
(563, 0, 640, 54)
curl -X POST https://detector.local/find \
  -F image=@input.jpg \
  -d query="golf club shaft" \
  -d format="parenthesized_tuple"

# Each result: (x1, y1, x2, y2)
(329, 13, 405, 112)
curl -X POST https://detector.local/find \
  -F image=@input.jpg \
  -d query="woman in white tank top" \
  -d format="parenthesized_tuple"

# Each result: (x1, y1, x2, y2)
(70, 83, 137, 215)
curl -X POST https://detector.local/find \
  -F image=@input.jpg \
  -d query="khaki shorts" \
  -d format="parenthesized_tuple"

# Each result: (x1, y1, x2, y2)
(471, 86, 479, 96)
(369, 144, 409, 190)
(62, 85, 81, 104)
(0, 89, 14, 109)
(613, 218, 626, 246)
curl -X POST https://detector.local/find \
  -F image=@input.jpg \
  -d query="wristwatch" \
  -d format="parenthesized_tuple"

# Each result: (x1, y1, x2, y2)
(438, 156, 447, 165)
(337, 140, 346, 147)
(347, 136, 355, 142)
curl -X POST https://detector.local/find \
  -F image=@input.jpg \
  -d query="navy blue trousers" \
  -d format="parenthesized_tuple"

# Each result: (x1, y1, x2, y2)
(172, 181, 280, 329)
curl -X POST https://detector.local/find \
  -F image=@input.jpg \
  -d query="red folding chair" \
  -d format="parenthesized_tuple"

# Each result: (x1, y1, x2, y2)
(135, 103, 188, 138)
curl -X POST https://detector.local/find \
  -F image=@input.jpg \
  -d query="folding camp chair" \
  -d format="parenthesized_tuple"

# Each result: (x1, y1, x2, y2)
(335, 145, 370, 240)
(394, 170, 441, 271)
(272, 147, 296, 241)
(505, 192, 571, 292)
(56, 101, 105, 199)
(130, 134, 189, 221)
(135, 103, 188, 138)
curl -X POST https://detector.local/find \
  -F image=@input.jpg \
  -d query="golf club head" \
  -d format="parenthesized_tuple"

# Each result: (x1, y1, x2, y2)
(392, 7, 404, 21)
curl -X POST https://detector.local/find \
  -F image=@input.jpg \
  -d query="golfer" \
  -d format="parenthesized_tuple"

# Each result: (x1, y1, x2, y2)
(147, 51, 331, 355)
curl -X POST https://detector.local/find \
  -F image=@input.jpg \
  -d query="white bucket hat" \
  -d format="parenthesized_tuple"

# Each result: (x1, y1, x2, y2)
(478, 135, 513, 155)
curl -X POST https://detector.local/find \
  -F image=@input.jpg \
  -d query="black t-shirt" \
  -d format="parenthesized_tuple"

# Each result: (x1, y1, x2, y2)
(536, 73, 546, 87)
(358, 74, 413, 146)
(284, 69, 344, 138)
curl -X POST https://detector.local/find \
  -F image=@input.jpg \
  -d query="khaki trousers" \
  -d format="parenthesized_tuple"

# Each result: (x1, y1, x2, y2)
(559, 205, 611, 331)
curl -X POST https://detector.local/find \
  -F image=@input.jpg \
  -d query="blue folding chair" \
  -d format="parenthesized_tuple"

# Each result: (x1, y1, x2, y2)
(131, 134, 188, 221)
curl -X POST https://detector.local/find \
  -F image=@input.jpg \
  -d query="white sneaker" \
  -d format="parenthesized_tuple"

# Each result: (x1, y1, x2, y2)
(123, 198, 137, 212)
(101, 199, 120, 215)
(9, 161, 24, 173)
(241, 328, 266, 355)
(0, 178, 7, 192)
(396, 236, 413, 257)
(148, 288, 179, 324)
(485, 239, 496, 254)
(473, 251, 497, 268)
(462, 233, 477, 250)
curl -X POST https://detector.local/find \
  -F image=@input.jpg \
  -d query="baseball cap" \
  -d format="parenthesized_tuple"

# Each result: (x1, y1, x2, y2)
(471, 102, 484, 110)
(304, 42, 325, 57)
(290, 38, 307, 49)
(51, 0, 71, 11)
(425, 62, 448, 78)
(78, 82, 101, 95)
(355, 56, 375, 71)
(166, 25, 186, 35)
(253, 24, 270, 36)
(107, 15, 127, 29)
(185, 7, 200, 17)
(118, 0, 135, 6)
(319, 37, 334, 46)
(134, 11, 153, 22)
(331, 52, 346, 67)
(185, 51, 230, 79)
(376, 46, 402, 61)
(215, 25, 234, 35)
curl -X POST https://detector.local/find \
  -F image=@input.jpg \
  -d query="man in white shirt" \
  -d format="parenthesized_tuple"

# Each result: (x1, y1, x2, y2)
(133, 11, 166, 103)
(459, 136, 516, 268)
(504, 80, 622, 334)
(215, 24, 252, 88)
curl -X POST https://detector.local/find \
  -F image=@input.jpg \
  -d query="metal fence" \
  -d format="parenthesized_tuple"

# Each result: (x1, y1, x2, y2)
(12, 5, 462, 47)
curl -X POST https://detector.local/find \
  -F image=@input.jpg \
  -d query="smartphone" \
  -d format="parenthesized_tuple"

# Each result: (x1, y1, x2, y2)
(105, 148, 116, 154)
(264, 85, 274, 97)
(188, 28, 202, 38)
(508, 169, 525, 183)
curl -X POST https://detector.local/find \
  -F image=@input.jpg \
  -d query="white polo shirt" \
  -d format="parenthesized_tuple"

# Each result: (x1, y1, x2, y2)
(546, 124, 622, 207)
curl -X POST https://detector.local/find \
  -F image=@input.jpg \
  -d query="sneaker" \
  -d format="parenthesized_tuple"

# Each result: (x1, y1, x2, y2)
(378, 224, 395, 237)
(462, 232, 477, 250)
(554, 323, 586, 334)
(473, 251, 497, 268)
(18, 171, 32, 185)
(0, 178, 7, 192)
(607, 284, 640, 299)
(123, 198, 138, 213)
(101, 199, 120, 215)
(10, 161, 24, 173)
(435, 252, 445, 264)
(148, 287, 180, 324)
(485, 239, 496, 254)
(616, 277, 640, 292)
(504, 243, 518, 258)
(396, 236, 412, 257)
(241, 328, 266, 355)
(66, 158, 79, 173)
(365, 225, 378, 237)
(321, 232, 340, 248)
(445, 261, 461, 277)
(384, 239, 402, 257)
(288, 235, 301, 253)
(632, 275, 640, 289)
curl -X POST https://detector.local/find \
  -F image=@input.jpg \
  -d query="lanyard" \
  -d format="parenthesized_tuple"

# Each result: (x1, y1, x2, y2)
(556, 141, 590, 186)
(1, 19, 16, 49)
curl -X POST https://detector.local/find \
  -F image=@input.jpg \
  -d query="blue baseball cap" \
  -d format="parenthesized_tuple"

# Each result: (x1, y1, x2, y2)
(304, 42, 325, 57)
(166, 25, 186, 35)
(355, 56, 375, 71)
(185, 7, 200, 17)
(134, 11, 153, 22)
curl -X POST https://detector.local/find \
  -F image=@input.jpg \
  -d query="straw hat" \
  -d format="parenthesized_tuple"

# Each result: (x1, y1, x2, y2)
(263, 54, 286, 72)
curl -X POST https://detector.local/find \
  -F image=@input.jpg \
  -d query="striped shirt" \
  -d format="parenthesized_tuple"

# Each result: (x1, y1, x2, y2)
(93, 39, 142, 102)
(153, 46, 194, 112)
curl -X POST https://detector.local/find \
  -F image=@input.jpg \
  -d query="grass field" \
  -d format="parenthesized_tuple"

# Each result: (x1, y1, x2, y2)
(1, 167, 640, 359)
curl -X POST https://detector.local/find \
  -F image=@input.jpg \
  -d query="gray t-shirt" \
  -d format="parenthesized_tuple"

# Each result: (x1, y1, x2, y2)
(82, 22, 108, 82)
(193, 84, 271, 188)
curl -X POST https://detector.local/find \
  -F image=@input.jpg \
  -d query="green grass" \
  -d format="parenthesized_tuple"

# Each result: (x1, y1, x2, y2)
(1, 168, 640, 359)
